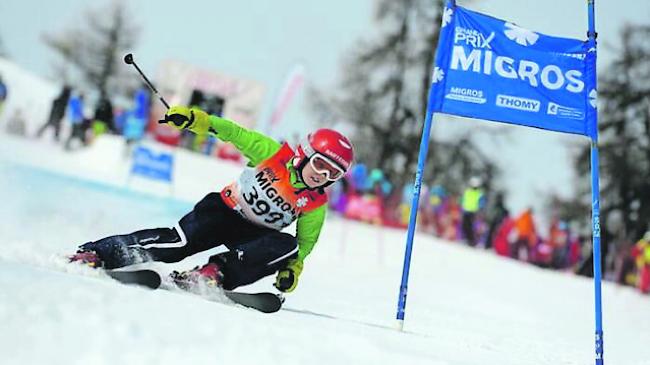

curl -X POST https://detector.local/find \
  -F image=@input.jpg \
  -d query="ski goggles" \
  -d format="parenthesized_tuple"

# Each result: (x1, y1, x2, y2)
(308, 154, 346, 181)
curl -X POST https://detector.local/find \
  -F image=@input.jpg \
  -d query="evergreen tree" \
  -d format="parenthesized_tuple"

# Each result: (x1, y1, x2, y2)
(558, 24, 650, 247)
(311, 0, 497, 193)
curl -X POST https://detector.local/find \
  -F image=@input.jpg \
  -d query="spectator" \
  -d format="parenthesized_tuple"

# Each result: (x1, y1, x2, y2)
(65, 92, 87, 150)
(36, 85, 71, 141)
(366, 169, 390, 224)
(548, 219, 571, 268)
(92, 92, 114, 137)
(485, 192, 508, 249)
(461, 177, 485, 246)
(429, 185, 447, 236)
(350, 163, 368, 194)
(493, 215, 515, 257)
(122, 111, 147, 155)
(513, 208, 537, 261)
(615, 241, 636, 286)
(0, 74, 7, 117)
(122, 87, 149, 154)
(442, 194, 462, 241)
(399, 183, 414, 226)
(632, 232, 650, 294)
(329, 174, 351, 214)
(567, 234, 583, 269)
(132, 86, 150, 122)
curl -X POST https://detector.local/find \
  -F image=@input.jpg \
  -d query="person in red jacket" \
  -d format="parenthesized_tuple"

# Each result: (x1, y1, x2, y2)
(493, 215, 514, 257)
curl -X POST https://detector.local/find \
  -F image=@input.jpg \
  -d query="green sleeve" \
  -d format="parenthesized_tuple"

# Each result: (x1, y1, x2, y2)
(206, 115, 281, 166)
(289, 203, 328, 276)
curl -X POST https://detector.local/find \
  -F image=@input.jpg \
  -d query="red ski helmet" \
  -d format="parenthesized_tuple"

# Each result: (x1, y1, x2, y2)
(296, 128, 354, 177)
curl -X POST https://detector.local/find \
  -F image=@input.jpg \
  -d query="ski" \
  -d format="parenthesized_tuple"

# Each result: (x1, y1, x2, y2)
(223, 291, 283, 313)
(104, 269, 282, 313)
(105, 269, 162, 289)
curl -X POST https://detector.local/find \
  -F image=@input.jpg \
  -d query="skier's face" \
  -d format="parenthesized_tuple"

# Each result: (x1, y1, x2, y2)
(301, 162, 329, 188)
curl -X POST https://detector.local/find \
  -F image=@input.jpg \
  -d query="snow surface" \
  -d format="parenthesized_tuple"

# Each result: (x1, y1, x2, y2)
(0, 57, 59, 132)
(1, 133, 649, 365)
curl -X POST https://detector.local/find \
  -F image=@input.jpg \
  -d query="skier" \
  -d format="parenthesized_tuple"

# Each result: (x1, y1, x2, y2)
(70, 105, 354, 293)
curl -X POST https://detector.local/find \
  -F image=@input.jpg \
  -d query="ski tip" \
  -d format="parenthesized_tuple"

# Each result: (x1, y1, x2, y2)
(224, 291, 282, 313)
(106, 269, 162, 290)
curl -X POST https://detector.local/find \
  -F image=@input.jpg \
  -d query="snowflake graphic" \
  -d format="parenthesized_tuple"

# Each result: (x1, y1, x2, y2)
(441, 7, 453, 28)
(504, 22, 539, 46)
(296, 197, 308, 208)
(431, 67, 444, 84)
(589, 89, 598, 108)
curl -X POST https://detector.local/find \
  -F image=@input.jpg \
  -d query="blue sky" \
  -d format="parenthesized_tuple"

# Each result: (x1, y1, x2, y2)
(1, 0, 649, 214)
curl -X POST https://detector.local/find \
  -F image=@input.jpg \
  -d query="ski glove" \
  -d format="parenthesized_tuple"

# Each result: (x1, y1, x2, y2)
(159, 105, 210, 134)
(274, 268, 298, 293)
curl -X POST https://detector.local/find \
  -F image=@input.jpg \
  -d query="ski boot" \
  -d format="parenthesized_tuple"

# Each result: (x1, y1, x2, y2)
(170, 262, 224, 290)
(68, 250, 103, 268)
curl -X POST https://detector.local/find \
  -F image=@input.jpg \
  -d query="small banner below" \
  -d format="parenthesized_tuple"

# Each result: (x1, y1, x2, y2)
(130, 145, 174, 183)
(430, 5, 596, 138)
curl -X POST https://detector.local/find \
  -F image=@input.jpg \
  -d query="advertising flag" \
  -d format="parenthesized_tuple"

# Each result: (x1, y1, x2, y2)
(430, 5, 597, 138)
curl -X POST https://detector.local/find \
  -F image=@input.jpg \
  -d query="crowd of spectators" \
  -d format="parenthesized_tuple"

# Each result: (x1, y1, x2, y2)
(327, 163, 650, 296)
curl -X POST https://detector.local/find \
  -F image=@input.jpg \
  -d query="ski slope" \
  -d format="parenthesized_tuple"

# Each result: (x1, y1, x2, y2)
(0, 134, 648, 365)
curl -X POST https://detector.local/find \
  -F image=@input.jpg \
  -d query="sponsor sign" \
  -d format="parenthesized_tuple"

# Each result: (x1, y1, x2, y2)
(430, 5, 596, 137)
(131, 146, 174, 182)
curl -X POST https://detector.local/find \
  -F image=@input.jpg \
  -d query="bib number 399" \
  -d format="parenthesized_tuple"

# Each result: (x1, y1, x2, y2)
(242, 186, 285, 226)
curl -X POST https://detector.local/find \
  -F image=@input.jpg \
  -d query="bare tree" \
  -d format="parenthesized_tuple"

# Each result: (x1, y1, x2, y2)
(311, 0, 498, 193)
(43, 1, 139, 96)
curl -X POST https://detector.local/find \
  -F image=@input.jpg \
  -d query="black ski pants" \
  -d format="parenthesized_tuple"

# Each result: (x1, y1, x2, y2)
(81, 193, 298, 290)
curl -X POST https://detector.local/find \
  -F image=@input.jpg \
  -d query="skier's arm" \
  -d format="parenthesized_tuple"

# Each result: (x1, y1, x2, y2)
(293, 203, 328, 273)
(160, 105, 281, 165)
(205, 115, 281, 166)
(275, 204, 328, 292)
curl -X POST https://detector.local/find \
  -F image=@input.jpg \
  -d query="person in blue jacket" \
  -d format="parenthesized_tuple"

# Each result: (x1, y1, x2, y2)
(0, 74, 7, 117)
(123, 87, 150, 151)
(65, 92, 87, 150)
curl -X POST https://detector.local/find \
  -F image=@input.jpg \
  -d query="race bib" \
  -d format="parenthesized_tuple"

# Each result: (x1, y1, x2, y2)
(220, 143, 328, 230)
(236, 167, 298, 229)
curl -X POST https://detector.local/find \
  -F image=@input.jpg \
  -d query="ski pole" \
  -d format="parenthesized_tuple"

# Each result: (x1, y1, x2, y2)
(123, 53, 170, 109)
